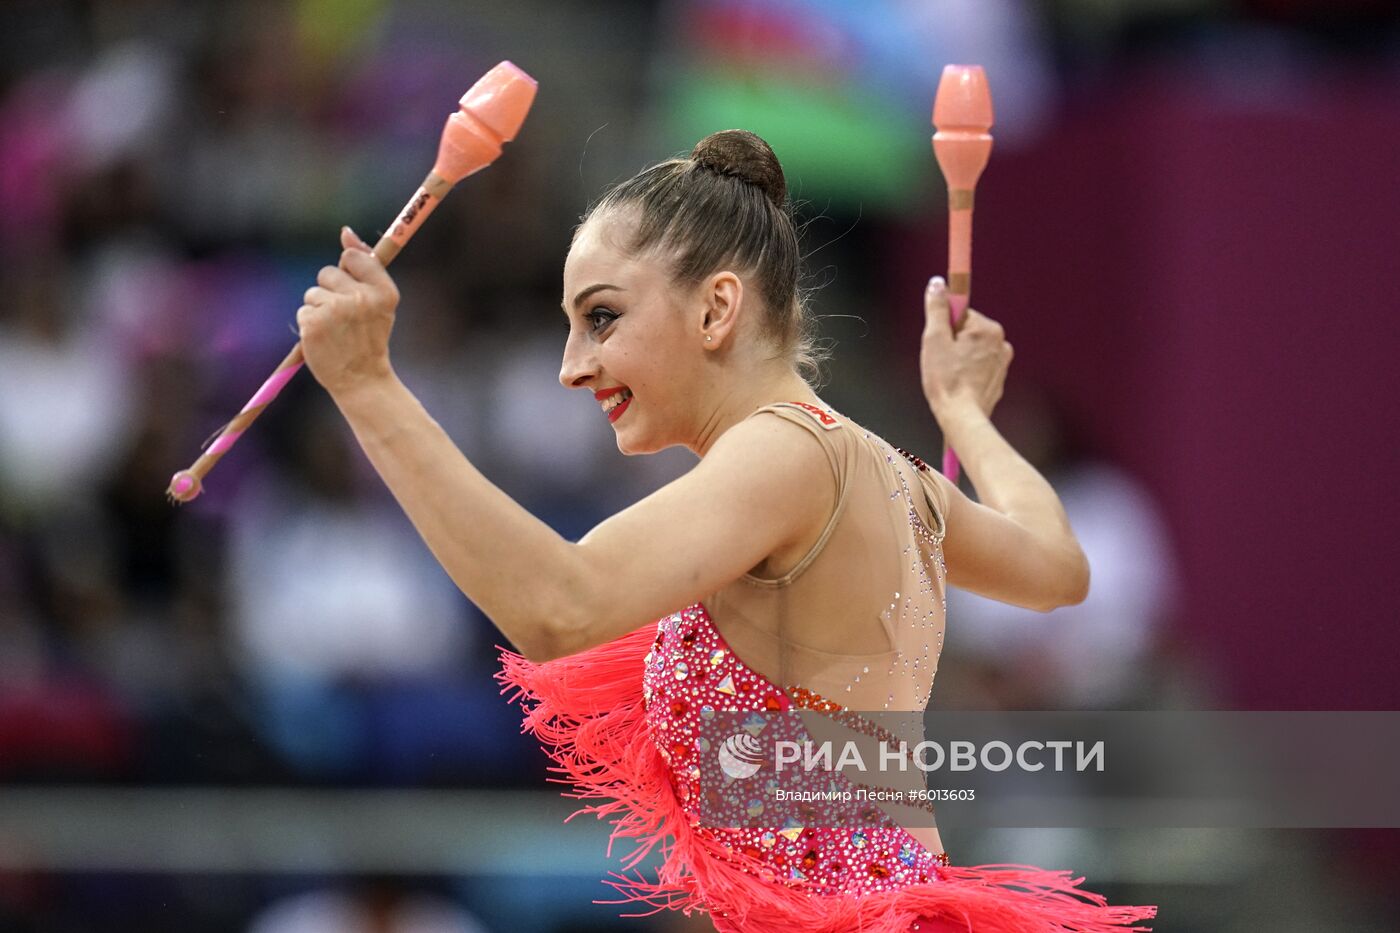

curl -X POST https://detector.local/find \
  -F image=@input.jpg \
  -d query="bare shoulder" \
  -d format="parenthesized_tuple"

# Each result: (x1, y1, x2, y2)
(695, 407, 837, 558)
(700, 408, 831, 486)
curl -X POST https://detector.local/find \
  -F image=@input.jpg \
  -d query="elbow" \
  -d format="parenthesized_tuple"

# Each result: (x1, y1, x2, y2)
(519, 612, 579, 664)
(1052, 545, 1091, 610)
(500, 617, 563, 663)
(508, 543, 594, 663)
(522, 565, 595, 663)
(520, 616, 593, 663)
(1031, 545, 1090, 613)
(518, 634, 563, 664)
(1064, 566, 1090, 608)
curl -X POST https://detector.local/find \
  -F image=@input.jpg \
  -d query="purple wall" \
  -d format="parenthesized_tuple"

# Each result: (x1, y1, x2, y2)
(882, 70, 1400, 710)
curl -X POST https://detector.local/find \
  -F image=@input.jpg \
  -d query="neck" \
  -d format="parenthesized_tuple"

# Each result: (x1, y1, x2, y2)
(692, 365, 823, 458)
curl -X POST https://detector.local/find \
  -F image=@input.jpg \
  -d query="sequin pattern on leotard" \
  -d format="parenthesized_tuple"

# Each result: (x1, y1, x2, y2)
(641, 602, 950, 897)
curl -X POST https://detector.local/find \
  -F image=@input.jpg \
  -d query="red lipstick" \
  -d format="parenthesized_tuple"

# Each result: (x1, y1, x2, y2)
(607, 393, 632, 423)
(594, 385, 632, 423)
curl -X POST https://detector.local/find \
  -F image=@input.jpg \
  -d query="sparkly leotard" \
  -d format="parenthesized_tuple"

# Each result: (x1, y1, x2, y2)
(498, 401, 1156, 932)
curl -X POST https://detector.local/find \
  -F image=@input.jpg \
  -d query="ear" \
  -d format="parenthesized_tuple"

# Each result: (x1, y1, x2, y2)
(699, 270, 744, 348)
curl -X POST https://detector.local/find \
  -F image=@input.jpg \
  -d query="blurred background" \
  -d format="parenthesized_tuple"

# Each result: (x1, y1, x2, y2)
(1, 0, 1397, 930)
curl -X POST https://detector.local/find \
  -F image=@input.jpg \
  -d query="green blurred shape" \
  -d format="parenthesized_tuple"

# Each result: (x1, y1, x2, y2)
(664, 67, 931, 214)
(296, 0, 388, 65)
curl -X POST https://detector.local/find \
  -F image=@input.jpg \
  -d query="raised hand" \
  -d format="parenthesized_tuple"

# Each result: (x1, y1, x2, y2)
(919, 275, 1013, 421)
(296, 226, 402, 399)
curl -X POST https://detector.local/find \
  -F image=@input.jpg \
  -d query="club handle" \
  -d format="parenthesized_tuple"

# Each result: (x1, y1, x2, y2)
(166, 172, 453, 503)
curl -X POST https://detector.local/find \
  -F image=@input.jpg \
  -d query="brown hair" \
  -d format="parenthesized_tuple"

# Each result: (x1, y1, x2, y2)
(581, 129, 830, 387)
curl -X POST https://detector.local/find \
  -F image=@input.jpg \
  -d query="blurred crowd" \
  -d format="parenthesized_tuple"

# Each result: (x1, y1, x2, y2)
(0, 0, 1194, 796)
(2, 0, 1396, 931)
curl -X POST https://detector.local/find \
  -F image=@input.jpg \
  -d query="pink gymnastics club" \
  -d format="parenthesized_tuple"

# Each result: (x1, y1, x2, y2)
(931, 64, 994, 484)
(166, 61, 537, 504)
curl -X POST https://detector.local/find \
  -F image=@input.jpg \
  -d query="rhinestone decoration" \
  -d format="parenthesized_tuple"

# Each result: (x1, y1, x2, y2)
(873, 431, 949, 710)
(635, 405, 953, 898)
(642, 603, 951, 898)
(893, 446, 930, 472)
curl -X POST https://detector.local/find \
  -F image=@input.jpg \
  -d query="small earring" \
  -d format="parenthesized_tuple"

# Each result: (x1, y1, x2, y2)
(705, 335, 713, 342)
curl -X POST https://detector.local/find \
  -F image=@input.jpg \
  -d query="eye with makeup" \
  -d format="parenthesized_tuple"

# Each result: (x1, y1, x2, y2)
(585, 307, 618, 332)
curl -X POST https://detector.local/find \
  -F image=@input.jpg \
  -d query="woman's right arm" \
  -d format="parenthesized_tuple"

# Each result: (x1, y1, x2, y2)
(301, 232, 830, 665)
(918, 277, 1089, 612)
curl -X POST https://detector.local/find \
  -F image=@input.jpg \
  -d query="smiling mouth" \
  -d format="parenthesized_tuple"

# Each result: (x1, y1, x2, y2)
(605, 388, 633, 422)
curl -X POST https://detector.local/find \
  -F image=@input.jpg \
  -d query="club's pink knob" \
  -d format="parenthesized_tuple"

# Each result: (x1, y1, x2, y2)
(932, 65, 994, 191)
(462, 60, 537, 142)
(167, 469, 203, 503)
(433, 61, 539, 184)
(933, 65, 993, 130)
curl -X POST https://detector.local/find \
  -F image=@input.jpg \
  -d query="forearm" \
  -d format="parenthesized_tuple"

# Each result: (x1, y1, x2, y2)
(934, 396, 1081, 553)
(330, 372, 581, 660)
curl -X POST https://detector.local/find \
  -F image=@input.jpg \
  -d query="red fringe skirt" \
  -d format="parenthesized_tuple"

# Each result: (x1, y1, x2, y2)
(496, 623, 1157, 932)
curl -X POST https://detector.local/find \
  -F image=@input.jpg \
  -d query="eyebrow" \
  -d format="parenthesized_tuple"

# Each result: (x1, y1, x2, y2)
(565, 283, 624, 312)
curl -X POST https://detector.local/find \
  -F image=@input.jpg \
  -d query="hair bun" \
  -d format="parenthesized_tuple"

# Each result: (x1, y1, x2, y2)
(690, 129, 787, 208)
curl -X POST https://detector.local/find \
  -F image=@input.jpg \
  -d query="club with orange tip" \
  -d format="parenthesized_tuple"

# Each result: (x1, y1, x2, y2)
(166, 61, 537, 504)
(931, 64, 994, 483)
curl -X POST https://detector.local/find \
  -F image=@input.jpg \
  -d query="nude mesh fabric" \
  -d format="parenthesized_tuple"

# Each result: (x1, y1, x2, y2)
(703, 400, 954, 713)
(701, 401, 957, 845)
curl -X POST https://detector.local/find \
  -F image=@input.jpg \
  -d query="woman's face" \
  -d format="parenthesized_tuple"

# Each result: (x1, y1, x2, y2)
(560, 211, 706, 455)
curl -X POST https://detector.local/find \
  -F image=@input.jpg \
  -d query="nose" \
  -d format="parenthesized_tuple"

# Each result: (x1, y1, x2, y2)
(558, 331, 598, 389)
